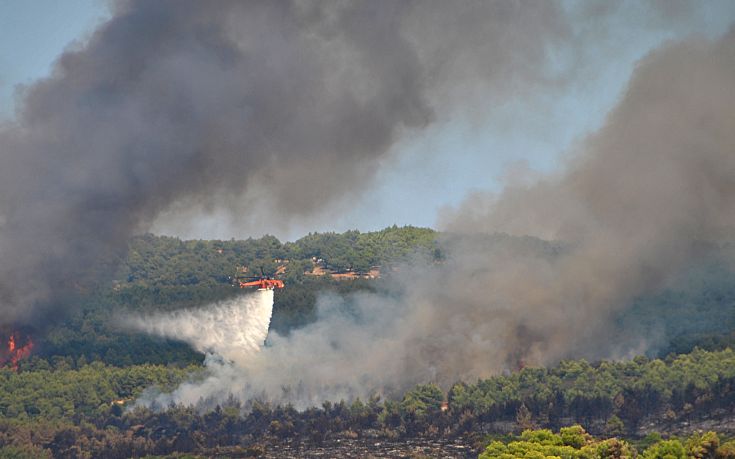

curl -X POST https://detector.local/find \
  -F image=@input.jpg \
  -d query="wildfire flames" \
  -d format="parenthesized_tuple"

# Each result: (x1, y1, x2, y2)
(1, 330, 34, 371)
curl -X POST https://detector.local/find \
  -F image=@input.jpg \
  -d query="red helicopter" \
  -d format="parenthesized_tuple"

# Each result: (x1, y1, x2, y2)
(238, 277, 284, 290)
(233, 267, 285, 290)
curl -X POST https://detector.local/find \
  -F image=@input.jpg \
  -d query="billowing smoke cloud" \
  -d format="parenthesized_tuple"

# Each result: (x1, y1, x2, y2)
(134, 26, 735, 409)
(438, 27, 735, 361)
(2, 0, 734, 409)
(0, 0, 576, 323)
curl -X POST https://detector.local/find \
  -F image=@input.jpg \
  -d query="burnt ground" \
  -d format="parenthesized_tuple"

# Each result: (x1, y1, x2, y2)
(260, 437, 477, 458)
(194, 412, 735, 458)
(202, 436, 479, 458)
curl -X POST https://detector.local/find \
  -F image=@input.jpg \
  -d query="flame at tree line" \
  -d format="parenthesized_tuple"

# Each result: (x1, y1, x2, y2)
(0, 329, 34, 371)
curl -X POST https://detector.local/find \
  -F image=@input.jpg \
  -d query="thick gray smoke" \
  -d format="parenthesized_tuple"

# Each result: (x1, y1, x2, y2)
(437, 27, 735, 363)
(0, 0, 575, 323)
(135, 26, 735, 409)
(3, 0, 734, 408)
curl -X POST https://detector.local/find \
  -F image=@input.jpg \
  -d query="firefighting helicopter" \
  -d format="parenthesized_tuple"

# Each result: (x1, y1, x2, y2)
(232, 267, 285, 291)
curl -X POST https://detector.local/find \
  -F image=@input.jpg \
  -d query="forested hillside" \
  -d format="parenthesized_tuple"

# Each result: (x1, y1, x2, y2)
(30, 227, 735, 368)
(0, 226, 733, 457)
(1, 348, 733, 457)
(35, 226, 437, 366)
(118, 225, 437, 287)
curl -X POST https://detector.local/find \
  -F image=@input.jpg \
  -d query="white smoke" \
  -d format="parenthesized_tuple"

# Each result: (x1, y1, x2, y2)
(127, 289, 273, 364)
(134, 289, 406, 409)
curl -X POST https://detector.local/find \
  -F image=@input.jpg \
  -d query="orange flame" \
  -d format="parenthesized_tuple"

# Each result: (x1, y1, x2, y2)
(2, 331, 33, 371)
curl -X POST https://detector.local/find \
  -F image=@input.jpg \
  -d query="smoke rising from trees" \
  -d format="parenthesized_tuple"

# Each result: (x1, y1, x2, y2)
(1, 0, 734, 408)
(0, 0, 579, 323)
(137, 26, 735, 409)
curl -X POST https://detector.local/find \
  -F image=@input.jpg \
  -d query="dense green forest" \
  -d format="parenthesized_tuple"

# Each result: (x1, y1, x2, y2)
(479, 426, 735, 458)
(30, 226, 735, 367)
(448, 347, 735, 433)
(35, 226, 436, 366)
(0, 348, 733, 457)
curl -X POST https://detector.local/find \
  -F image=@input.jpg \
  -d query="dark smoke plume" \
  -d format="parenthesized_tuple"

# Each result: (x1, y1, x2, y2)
(0, 0, 569, 323)
(1, 0, 731, 401)
(134, 25, 735, 409)
(438, 26, 735, 365)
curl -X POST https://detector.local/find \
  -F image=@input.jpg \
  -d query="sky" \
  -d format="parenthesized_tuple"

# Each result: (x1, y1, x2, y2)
(2, 1, 735, 241)
(0, 0, 109, 119)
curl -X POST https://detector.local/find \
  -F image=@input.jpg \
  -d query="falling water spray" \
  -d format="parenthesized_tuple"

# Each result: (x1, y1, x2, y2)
(127, 289, 274, 365)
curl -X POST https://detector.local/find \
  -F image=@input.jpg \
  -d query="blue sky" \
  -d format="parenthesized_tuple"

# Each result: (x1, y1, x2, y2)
(2, 1, 735, 240)
(0, 0, 109, 120)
